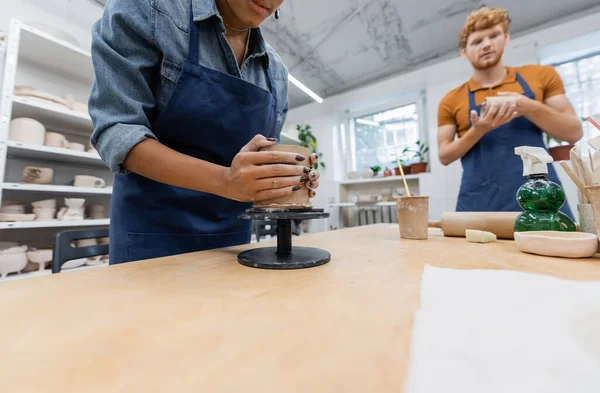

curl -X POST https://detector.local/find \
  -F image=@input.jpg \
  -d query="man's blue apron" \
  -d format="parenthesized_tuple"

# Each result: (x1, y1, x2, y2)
(457, 73, 573, 219)
(109, 7, 278, 264)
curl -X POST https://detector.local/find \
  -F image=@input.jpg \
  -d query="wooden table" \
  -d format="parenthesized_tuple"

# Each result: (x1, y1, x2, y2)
(2, 225, 600, 392)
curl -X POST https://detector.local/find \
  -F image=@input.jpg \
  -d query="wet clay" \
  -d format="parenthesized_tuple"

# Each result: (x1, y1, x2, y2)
(253, 144, 312, 210)
(396, 196, 429, 240)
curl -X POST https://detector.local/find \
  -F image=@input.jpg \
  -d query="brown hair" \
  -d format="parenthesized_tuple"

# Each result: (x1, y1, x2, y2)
(459, 7, 511, 49)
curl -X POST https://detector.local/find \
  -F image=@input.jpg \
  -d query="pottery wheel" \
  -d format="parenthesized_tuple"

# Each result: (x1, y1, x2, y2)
(237, 208, 331, 270)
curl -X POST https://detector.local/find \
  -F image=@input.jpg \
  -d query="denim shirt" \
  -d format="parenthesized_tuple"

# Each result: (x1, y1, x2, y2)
(88, 0, 289, 173)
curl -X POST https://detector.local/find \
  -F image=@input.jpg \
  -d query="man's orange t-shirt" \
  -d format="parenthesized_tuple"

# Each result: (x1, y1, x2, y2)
(438, 65, 566, 138)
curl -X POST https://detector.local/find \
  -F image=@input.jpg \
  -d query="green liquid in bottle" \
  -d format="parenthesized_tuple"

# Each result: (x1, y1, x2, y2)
(514, 174, 576, 232)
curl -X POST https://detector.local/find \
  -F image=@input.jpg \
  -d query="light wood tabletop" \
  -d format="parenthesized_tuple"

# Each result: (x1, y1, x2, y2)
(2, 224, 600, 392)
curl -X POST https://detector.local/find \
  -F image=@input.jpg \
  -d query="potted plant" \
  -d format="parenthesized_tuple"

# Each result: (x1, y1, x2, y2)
(545, 134, 574, 161)
(370, 166, 381, 177)
(544, 117, 586, 161)
(391, 154, 411, 176)
(383, 167, 393, 177)
(403, 141, 429, 174)
(297, 124, 325, 170)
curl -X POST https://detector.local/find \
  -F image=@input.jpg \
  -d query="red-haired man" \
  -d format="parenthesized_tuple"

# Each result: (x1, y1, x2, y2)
(438, 7, 582, 215)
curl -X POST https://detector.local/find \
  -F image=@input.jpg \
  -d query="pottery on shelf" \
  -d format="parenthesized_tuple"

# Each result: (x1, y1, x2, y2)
(361, 167, 373, 179)
(26, 249, 53, 271)
(88, 204, 106, 219)
(67, 142, 85, 152)
(514, 231, 598, 259)
(31, 199, 57, 209)
(57, 198, 85, 221)
(14, 85, 70, 108)
(65, 94, 88, 114)
(0, 213, 36, 222)
(22, 166, 54, 184)
(33, 208, 57, 221)
(62, 258, 88, 270)
(74, 175, 105, 188)
(0, 246, 29, 278)
(1, 203, 26, 214)
(44, 132, 69, 149)
(9, 118, 46, 145)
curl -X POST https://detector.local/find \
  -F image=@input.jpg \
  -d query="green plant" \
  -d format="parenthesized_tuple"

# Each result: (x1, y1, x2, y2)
(296, 124, 325, 170)
(403, 141, 429, 163)
(370, 165, 381, 174)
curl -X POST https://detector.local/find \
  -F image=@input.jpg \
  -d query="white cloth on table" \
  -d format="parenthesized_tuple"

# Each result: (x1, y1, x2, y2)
(404, 265, 600, 393)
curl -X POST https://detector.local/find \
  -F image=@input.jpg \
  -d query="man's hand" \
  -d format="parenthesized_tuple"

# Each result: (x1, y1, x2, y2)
(497, 91, 538, 115)
(471, 100, 519, 133)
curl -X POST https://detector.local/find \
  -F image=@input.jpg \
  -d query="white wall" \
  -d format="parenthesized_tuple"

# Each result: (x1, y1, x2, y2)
(287, 7, 600, 231)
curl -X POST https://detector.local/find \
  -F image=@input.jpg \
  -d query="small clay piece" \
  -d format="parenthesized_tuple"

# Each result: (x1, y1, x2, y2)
(396, 196, 429, 240)
(253, 144, 312, 210)
(466, 229, 497, 243)
(481, 96, 517, 117)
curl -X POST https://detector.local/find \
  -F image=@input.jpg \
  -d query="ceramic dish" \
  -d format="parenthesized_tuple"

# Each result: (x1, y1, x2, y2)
(514, 231, 598, 259)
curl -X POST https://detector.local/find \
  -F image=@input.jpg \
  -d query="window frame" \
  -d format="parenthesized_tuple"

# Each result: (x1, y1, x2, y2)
(344, 92, 428, 173)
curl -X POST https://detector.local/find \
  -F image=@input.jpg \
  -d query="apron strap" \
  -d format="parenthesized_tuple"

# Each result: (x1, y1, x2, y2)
(187, 2, 201, 64)
(515, 72, 534, 97)
(468, 88, 477, 127)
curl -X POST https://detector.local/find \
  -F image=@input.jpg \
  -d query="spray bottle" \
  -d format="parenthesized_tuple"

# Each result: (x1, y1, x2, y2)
(514, 146, 576, 232)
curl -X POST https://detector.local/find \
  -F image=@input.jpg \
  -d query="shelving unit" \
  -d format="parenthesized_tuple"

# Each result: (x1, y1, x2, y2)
(340, 173, 423, 185)
(11, 96, 93, 134)
(0, 19, 111, 279)
(0, 218, 109, 230)
(2, 183, 112, 194)
(6, 140, 104, 166)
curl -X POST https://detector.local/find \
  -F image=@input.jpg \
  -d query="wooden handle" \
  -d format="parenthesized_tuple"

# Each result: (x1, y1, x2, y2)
(428, 220, 442, 228)
(560, 161, 589, 201)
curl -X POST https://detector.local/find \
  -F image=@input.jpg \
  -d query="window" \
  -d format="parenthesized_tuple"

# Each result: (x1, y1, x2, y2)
(350, 102, 422, 171)
(553, 53, 600, 152)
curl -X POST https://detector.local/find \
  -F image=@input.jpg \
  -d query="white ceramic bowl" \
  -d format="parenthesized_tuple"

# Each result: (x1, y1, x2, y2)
(62, 258, 87, 270)
(514, 231, 599, 259)
(27, 249, 52, 264)
(0, 205, 26, 214)
(9, 118, 46, 145)
(0, 246, 29, 278)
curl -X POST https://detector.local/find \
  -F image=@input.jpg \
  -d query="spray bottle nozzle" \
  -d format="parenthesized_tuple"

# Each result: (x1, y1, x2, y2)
(515, 146, 553, 176)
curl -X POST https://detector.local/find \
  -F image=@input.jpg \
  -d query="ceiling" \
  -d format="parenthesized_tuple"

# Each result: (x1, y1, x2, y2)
(261, 0, 600, 108)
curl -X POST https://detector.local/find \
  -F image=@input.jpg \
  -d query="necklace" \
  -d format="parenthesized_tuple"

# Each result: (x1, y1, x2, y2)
(223, 20, 249, 33)
(223, 21, 251, 66)
(242, 28, 251, 64)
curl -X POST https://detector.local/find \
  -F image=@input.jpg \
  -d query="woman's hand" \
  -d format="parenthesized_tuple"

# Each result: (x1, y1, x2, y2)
(221, 135, 312, 202)
(307, 153, 320, 199)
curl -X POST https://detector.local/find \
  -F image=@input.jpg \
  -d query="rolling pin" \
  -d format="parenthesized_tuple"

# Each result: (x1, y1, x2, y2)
(429, 212, 520, 239)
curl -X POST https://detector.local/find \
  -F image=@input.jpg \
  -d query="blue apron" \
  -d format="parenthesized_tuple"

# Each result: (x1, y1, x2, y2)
(457, 73, 573, 218)
(109, 7, 278, 264)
